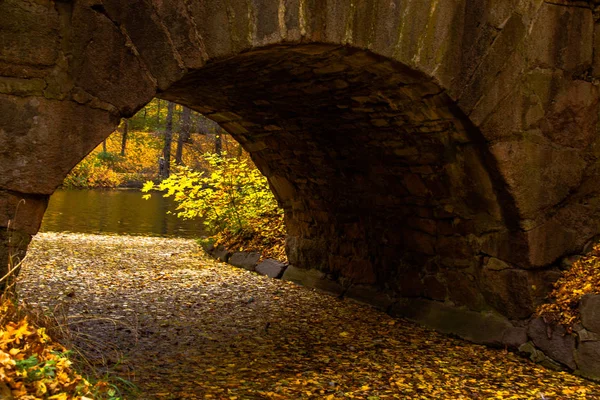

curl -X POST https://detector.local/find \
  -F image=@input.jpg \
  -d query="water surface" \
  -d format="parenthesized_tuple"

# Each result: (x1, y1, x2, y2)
(41, 189, 206, 238)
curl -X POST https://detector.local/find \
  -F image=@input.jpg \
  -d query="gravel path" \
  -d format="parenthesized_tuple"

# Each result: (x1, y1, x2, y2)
(16, 233, 600, 399)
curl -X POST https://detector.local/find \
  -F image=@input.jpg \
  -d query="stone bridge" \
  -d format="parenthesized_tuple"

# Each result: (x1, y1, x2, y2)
(2, 0, 600, 375)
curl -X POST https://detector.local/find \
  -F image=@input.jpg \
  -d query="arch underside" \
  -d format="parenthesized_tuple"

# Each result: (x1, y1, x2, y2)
(159, 45, 534, 318)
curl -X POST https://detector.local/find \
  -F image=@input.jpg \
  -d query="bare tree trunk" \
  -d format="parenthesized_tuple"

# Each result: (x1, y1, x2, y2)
(120, 119, 128, 156)
(161, 101, 175, 178)
(215, 134, 222, 155)
(156, 99, 162, 127)
(102, 139, 107, 153)
(175, 106, 191, 165)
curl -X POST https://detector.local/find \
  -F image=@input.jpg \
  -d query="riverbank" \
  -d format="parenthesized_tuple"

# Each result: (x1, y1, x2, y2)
(16, 233, 600, 399)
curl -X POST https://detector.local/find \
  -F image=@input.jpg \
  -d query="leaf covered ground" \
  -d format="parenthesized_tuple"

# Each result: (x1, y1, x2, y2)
(15, 233, 600, 399)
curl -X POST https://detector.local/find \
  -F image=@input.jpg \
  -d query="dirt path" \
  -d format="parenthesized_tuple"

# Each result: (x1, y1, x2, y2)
(17, 233, 600, 399)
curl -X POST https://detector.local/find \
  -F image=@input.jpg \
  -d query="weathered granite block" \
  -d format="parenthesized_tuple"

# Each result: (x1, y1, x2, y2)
(255, 258, 287, 278)
(575, 340, 600, 381)
(527, 318, 576, 370)
(229, 252, 260, 271)
(518, 342, 564, 371)
(581, 294, 600, 333)
(212, 245, 231, 263)
(389, 297, 513, 346)
(345, 284, 396, 310)
(282, 265, 344, 296)
(502, 327, 528, 349)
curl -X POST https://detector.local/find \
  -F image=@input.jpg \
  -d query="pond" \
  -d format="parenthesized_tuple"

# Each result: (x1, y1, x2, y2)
(40, 189, 206, 238)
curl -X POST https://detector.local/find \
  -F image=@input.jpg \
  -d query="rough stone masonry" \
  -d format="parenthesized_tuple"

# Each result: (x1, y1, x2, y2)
(2, 0, 600, 378)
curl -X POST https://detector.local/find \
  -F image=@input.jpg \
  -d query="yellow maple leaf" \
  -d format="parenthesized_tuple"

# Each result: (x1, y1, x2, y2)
(10, 320, 32, 344)
(0, 350, 14, 367)
(37, 327, 51, 343)
(34, 380, 48, 396)
(57, 371, 70, 384)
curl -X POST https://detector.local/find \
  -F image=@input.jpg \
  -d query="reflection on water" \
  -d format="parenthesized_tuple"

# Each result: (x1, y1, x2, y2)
(41, 189, 206, 238)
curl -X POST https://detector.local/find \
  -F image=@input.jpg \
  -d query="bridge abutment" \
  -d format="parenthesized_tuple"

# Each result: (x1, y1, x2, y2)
(0, 190, 49, 283)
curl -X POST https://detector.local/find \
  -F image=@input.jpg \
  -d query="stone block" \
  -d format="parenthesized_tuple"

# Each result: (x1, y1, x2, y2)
(518, 342, 564, 371)
(255, 259, 287, 279)
(575, 340, 600, 381)
(0, 77, 46, 97)
(423, 276, 446, 301)
(251, 0, 282, 45)
(581, 294, 600, 333)
(229, 252, 260, 271)
(526, 6, 593, 75)
(0, 96, 117, 194)
(345, 285, 395, 310)
(577, 329, 600, 343)
(486, 257, 511, 271)
(397, 269, 425, 298)
(0, 0, 59, 67)
(199, 239, 215, 253)
(100, 1, 185, 90)
(436, 236, 473, 260)
(0, 191, 49, 234)
(540, 81, 598, 149)
(282, 265, 344, 296)
(445, 270, 486, 311)
(490, 138, 586, 240)
(389, 297, 513, 346)
(406, 217, 436, 235)
(481, 267, 533, 320)
(401, 229, 435, 255)
(502, 327, 528, 349)
(212, 245, 231, 263)
(328, 255, 376, 285)
(71, 5, 156, 112)
(0, 229, 31, 289)
(527, 318, 576, 369)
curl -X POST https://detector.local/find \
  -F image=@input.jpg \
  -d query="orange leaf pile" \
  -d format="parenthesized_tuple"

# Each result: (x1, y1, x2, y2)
(0, 299, 113, 399)
(537, 244, 600, 329)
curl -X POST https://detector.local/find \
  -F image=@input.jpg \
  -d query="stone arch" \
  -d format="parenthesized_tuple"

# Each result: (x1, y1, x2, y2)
(158, 45, 517, 312)
(1, 0, 599, 326)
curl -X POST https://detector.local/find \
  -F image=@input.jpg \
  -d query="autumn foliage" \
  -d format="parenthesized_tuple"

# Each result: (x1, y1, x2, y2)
(63, 130, 163, 189)
(537, 244, 600, 329)
(143, 152, 286, 260)
(0, 298, 121, 399)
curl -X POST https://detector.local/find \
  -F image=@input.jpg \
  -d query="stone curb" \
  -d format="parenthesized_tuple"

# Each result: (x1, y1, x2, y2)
(202, 242, 289, 280)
